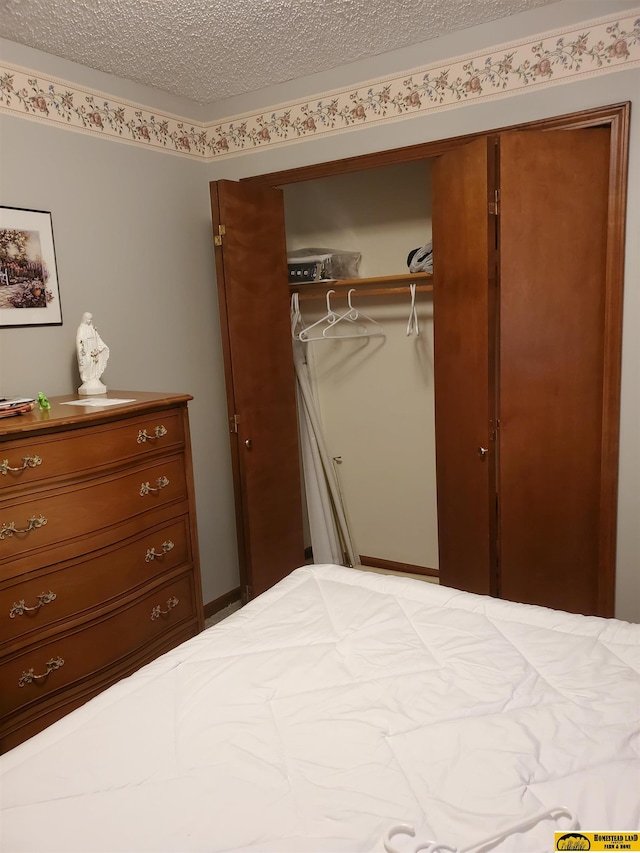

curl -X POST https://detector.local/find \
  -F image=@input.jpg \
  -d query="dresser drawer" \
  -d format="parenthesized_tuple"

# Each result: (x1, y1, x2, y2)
(0, 456, 187, 566)
(0, 621, 198, 753)
(0, 516, 192, 648)
(0, 408, 185, 495)
(0, 392, 203, 753)
(0, 571, 197, 720)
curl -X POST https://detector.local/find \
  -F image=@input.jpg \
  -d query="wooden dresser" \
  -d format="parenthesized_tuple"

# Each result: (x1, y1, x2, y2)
(0, 391, 204, 753)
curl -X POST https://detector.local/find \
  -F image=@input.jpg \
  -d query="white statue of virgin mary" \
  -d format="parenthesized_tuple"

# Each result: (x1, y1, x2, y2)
(76, 311, 110, 395)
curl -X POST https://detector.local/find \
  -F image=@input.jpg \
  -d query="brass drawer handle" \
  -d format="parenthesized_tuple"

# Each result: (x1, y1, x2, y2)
(151, 596, 179, 620)
(10, 591, 57, 618)
(139, 476, 170, 496)
(0, 455, 42, 475)
(137, 425, 168, 444)
(18, 656, 65, 688)
(145, 540, 175, 562)
(0, 514, 47, 540)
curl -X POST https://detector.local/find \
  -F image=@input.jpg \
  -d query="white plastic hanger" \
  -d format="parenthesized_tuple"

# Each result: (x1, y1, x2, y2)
(322, 288, 384, 339)
(383, 804, 578, 853)
(290, 292, 305, 340)
(295, 289, 340, 341)
(296, 289, 384, 342)
(406, 282, 420, 337)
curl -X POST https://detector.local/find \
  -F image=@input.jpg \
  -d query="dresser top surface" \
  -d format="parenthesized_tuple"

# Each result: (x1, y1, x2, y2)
(0, 391, 193, 439)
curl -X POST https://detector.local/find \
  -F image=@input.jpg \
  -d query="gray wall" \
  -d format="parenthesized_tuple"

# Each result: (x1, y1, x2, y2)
(0, 89, 239, 606)
(1, 0, 638, 619)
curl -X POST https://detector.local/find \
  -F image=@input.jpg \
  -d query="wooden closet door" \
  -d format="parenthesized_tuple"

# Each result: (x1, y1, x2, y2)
(210, 180, 305, 599)
(432, 137, 497, 595)
(498, 128, 612, 616)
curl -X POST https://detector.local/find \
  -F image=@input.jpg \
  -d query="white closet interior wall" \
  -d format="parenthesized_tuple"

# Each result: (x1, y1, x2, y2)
(283, 161, 439, 570)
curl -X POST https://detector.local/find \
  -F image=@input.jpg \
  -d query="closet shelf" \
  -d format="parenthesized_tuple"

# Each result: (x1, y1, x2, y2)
(289, 272, 433, 300)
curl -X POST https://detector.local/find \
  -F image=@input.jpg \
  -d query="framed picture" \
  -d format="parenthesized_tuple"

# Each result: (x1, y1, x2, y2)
(0, 206, 62, 328)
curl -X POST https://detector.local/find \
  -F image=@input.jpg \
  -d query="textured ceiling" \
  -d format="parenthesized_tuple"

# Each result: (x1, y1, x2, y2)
(0, 0, 562, 105)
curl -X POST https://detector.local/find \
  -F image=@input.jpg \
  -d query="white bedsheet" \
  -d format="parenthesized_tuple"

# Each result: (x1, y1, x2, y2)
(1, 564, 638, 852)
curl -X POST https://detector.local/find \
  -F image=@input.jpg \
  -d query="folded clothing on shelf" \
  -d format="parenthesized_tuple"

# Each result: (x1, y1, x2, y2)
(407, 241, 433, 273)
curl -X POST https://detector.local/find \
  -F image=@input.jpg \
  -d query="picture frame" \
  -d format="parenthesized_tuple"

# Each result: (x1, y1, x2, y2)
(0, 206, 62, 328)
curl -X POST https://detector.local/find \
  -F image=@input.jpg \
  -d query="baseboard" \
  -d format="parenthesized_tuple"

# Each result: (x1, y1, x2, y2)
(204, 586, 241, 620)
(203, 561, 437, 617)
(358, 556, 439, 578)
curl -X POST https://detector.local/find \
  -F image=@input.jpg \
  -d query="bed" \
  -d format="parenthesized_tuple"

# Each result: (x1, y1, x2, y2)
(1, 564, 638, 852)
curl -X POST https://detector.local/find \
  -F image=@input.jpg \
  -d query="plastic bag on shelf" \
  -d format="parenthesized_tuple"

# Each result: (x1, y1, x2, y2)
(287, 248, 361, 283)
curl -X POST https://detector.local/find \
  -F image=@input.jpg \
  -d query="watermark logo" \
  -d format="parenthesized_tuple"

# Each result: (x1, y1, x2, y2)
(556, 835, 591, 850)
(555, 833, 640, 851)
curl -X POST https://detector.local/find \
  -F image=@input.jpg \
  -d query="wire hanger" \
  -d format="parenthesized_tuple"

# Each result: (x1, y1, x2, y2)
(406, 282, 420, 337)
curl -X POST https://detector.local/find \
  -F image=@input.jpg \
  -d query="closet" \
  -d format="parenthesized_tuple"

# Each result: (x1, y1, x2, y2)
(209, 102, 628, 616)
(283, 162, 439, 577)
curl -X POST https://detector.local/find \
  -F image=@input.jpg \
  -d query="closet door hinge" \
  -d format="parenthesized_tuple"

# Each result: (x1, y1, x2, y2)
(214, 224, 226, 246)
(230, 413, 239, 434)
(488, 190, 500, 216)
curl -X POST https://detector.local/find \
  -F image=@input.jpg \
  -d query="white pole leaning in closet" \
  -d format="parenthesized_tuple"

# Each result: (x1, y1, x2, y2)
(292, 338, 358, 567)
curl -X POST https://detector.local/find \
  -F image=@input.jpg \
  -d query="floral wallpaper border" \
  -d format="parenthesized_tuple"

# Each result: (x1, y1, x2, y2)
(1, 10, 639, 160)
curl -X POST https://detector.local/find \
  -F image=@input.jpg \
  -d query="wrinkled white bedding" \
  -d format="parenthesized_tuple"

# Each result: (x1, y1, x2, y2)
(1, 564, 638, 852)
